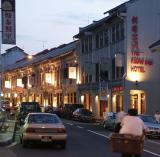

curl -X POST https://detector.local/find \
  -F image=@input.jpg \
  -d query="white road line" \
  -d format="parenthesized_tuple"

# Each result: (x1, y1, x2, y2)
(144, 149, 160, 157)
(87, 129, 110, 139)
(87, 130, 160, 157)
(5, 142, 17, 148)
(65, 122, 73, 126)
(76, 126, 83, 129)
(147, 140, 160, 145)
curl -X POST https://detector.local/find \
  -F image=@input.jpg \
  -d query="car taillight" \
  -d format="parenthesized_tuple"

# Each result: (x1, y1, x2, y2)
(57, 128, 66, 133)
(26, 128, 35, 133)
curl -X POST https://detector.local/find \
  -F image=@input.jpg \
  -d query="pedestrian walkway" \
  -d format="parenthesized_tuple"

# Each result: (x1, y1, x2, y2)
(0, 119, 16, 146)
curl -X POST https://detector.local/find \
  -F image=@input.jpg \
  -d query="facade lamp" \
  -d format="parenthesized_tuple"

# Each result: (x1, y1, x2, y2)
(27, 55, 33, 60)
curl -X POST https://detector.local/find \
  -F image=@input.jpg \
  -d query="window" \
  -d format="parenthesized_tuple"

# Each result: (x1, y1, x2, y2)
(112, 58, 115, 79)
(95, 63, 100, 82)
(116, 67, 124, 79)
(100, 70, 109, 81)
(96, 31, 104, 49)
(112, 25, 115, 43)
(120, 22, 124, 40)
(104, 29, 109, 46)
(81, 36, 92, 53)
(116, 23, 120, 41)
(88, 36, 92, 51)
(96, 34, 100, 49)
(99, 32, 103, 48)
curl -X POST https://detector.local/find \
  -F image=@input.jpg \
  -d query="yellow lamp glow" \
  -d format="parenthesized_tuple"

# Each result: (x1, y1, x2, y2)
(127, 72, 141, 82)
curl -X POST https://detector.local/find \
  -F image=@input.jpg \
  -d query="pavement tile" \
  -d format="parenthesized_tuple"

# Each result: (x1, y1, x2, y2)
(0, 120, 16, 146)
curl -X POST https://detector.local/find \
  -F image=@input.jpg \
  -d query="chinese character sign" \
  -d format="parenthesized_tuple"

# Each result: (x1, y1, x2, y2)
(1, 0, 16, 44)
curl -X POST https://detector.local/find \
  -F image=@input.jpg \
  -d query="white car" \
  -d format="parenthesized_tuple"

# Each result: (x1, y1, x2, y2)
(20, 113, 67, 148)
(139, 115, 160, 138)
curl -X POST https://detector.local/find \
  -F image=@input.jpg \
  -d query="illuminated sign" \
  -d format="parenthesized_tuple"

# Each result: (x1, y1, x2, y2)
(68, 67, 77, 79)
(130, 16, 153, 73)
(112, 86, 124, 92)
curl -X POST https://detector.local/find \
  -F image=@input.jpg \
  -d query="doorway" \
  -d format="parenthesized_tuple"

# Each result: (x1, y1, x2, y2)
(130, 90, 146, 114)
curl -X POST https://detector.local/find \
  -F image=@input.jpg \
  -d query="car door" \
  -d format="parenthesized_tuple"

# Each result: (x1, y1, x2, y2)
(107, 116, 116, 129)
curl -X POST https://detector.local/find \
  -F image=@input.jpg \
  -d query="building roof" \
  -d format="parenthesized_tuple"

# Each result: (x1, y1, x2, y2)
(2, 46, 27, 56)
(5, 46, 24, 52)
(3, 41, 77, 72)
(74, 1, 127, 38)
(74, 15, 116, 38)
(74, 0, 140, 39)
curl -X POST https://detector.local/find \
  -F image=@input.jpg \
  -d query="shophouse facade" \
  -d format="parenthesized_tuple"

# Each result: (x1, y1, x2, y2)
(2, 0, 160, 119)
(74, 0, 160, 118)
(2, 41, 79, 108)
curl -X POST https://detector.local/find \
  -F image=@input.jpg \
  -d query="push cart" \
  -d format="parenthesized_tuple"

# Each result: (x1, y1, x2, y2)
(110, 133, 145, 154)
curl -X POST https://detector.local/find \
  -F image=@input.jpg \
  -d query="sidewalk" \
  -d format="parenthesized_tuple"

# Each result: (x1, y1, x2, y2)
(0, 119, 17, 146)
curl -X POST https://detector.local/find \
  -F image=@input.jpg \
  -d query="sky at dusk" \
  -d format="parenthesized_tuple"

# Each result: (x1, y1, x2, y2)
(2, 0, 127, 54)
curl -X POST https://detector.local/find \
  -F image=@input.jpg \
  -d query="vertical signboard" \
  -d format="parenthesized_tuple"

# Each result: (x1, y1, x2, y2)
(1, 0, 16, 44)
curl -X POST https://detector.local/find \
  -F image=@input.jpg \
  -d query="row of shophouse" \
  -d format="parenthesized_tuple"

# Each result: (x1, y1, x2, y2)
(1, 0, 160, 118)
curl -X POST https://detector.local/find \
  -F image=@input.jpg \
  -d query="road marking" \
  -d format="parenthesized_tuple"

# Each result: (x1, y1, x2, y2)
(87, 130, 160, 157)
(76, 126, 83, 129)
(87, 130, 110, 139)
(65, 122, 73, 126)
(144, 149, 160, 157)
(5, 142, 17, 148)
(147, 140, 160, 145)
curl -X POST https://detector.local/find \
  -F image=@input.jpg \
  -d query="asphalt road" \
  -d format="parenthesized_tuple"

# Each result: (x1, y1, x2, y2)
(0, 119, 160, 157)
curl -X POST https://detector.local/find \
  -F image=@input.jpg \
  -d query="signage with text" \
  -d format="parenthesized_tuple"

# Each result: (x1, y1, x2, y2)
(130, 16, 153, 73)
(1, 0, 16, 44)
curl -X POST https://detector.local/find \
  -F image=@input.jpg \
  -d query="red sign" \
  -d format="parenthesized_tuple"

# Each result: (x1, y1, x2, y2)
(112, 86, 124, 92)
(130, 16, 153, 73)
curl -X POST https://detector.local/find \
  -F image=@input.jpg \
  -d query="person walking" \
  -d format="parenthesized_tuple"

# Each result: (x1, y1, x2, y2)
(119, 108, 146, 157)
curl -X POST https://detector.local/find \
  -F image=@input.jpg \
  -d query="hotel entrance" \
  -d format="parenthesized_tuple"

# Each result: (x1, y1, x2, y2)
(130, 90, 146, 114)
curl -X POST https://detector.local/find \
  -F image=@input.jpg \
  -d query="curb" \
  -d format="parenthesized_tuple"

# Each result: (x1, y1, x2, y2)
(0, 121, 17, 147)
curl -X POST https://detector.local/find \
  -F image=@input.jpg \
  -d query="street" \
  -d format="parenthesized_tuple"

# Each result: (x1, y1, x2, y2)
(0, 120, 160, 157)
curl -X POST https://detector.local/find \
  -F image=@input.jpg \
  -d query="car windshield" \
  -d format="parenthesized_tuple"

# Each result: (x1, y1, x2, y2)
(108, 112, 117, 119)
(81, 109, 92, 115)
(28, 114, 61, 124)
(20, 102, 41, 112)
(140, 115, 157, 123)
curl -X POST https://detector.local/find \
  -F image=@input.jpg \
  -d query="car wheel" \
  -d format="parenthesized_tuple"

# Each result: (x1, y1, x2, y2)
(60, 141, 66, 149)
(22, 139, 28, 148)
(19, 136, 22, 144)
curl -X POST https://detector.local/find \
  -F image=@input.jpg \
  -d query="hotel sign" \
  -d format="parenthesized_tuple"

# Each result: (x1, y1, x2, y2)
(130, 16, 152, 73)
(1, 0, 16, 44)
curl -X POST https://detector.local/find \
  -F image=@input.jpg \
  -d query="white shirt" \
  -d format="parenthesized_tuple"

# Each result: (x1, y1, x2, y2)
(116, 111, 126, 123)
(120, 115, 146, 136)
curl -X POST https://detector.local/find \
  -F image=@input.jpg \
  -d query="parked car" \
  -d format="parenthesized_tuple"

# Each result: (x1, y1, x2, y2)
(60, 103, 84, 119)
(139, 115, 160, 138)
(0, 100, 11, 111)
(44, 106, 61, 117)
(72, 108, 94, 122)
(17, 102, 41, 125)
(19, 113, 67, 148)
(102, 112, 117, 130)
